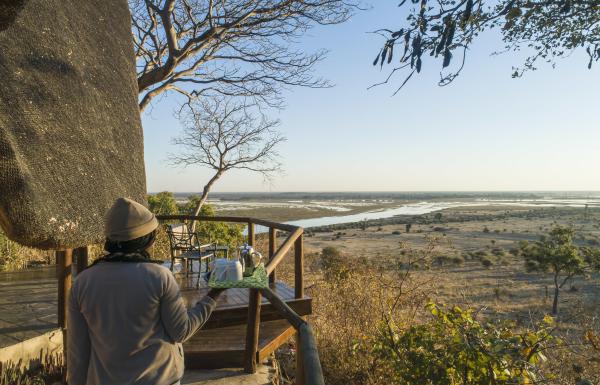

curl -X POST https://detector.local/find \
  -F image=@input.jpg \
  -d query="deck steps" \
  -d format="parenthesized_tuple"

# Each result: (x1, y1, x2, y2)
(177, 278, 311, 370)
(184, 319, 295, 369)
(182, 365, 272, 384)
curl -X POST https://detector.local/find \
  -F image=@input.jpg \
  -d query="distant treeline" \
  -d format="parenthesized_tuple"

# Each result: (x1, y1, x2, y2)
(144, 191, 599, 202)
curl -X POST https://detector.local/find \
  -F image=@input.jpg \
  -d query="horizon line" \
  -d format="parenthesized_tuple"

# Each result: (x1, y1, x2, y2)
(148, 190, 600, 194)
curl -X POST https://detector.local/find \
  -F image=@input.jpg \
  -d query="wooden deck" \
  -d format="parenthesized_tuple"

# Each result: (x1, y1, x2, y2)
(184, 320, 296, 369)
(177, 275, 311, 369)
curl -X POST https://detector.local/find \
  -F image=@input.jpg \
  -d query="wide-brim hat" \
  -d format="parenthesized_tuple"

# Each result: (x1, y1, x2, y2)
(104, 197, 159, 242)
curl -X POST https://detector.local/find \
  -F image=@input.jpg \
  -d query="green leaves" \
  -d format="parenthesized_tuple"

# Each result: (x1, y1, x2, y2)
(373, 303, 554, 385)
(375, 0, 599, 93)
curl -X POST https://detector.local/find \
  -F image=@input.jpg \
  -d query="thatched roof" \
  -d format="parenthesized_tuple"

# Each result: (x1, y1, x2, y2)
(0, 0, 147, 249)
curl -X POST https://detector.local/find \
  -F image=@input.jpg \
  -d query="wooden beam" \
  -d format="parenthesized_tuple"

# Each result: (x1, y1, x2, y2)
(294, 235, 304, 299)
(298, 323, 325, 385)
(257, 325, 296, 363)
(157, 215, 252, 224)
(259, 288, 305, 330)
(268, 228, 277, 286)
(247, 222, 255, 247)
(200, 297, 312, 330)
(244, 289, 261, 373)
(155, 215, 299, 232)
(75, 246, 89, 275)
(251, 218, 297, 232)
(296, 332, 305, 385)
(244, 221, 260, 373)
(265, 228, 303, 275)
(56, 249, 73, 329)
(56, 248, 73, 382)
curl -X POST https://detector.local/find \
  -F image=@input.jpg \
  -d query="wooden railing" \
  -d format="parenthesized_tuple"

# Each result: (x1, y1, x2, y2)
(156, 215, 324, 385)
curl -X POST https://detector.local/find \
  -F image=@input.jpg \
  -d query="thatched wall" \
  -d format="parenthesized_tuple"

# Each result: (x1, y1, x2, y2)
(0, 0, 147, 249)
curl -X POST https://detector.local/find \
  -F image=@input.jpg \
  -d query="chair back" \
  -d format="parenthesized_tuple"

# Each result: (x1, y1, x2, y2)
(166, 223, 198, 254)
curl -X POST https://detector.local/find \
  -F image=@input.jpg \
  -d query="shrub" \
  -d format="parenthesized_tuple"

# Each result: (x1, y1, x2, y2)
(508, 247, 520, 256)
(474, 250, 487, 259)
(450, 255, 464, 265)
(587, 238, 600, 246)
(0, 352, 64, 385)
(372, 304, 555, 385)
(0, 231, 49, 271)
(483, 226, 490, 233)
(433, 255, 452, 266)
(481, 257, 494, 268)
(320, 246, 349, 281)
(493, 286, 510, 299)
(498, 257, 510, 266)
(147, 191, 179, 215)
(392, 230, 401, 235)
(322, 246, 341, 259)
(491, 247, 506, 257)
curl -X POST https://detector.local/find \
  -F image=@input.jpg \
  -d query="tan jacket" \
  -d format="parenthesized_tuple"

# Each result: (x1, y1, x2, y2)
(67, 262, 215, 385)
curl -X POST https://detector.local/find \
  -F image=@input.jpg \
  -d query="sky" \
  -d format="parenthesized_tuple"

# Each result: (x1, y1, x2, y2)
(142, 2, 600, 193)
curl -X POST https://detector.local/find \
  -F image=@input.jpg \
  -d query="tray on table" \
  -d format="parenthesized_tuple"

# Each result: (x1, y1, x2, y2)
(208, 263, 268, 289)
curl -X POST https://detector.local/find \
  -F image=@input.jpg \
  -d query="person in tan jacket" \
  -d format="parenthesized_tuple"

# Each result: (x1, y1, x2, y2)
(67, 197, 224, 385)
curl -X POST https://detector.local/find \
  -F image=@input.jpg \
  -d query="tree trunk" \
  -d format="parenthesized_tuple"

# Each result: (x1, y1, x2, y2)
(189, 169, 223, 233)
(552, 274, 560, 315)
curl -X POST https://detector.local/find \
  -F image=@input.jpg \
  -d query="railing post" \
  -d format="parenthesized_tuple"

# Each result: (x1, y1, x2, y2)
(56, 248, 73, 381)
(245, 221, 261, 373)
(294, 233, 305, 384)
(56, 249, 73, 329)
(75, 246, 89, 275)
(296, 325, 306, 385)
(294, 234, 304, 299)
(247, 221, 255, 247)
(268, 227, 277, 287)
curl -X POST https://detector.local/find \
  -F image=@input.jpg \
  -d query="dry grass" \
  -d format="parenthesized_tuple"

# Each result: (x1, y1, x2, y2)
(275, 207, 600, 384)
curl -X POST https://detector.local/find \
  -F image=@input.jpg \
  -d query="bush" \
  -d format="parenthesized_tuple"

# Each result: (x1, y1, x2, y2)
(320, 247, 349, 281)
(322, 246, 341, 259)
(481, 257, 494, 268)
(0, 352, 64, 385)
(508, 247, 520, 256)
(373, 304, 555, 385)
(307, 241, 444, 385)
(392, 230, 401, 235)
(491, 247, 506, 257)
(474, 250, 487, 259)
(0, 231, 49, 271)
(587, 238, 600, 246)
(450, 255, 464, 265)
(483, 226, 490, 233)
(433, 255, 452, 266)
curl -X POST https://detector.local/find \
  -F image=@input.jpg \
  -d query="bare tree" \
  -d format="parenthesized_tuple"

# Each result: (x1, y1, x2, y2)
(129, 0, 358, 112)
(170, 98, 284, 229)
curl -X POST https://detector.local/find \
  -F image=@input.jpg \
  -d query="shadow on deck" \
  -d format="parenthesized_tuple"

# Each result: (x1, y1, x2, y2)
(178, 275, 312, 369)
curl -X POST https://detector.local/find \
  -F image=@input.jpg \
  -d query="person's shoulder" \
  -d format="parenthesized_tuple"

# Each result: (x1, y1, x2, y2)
(74, 266, 94, 285)
(140, 263, 178, 294)
(140, 263, 173, 278)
